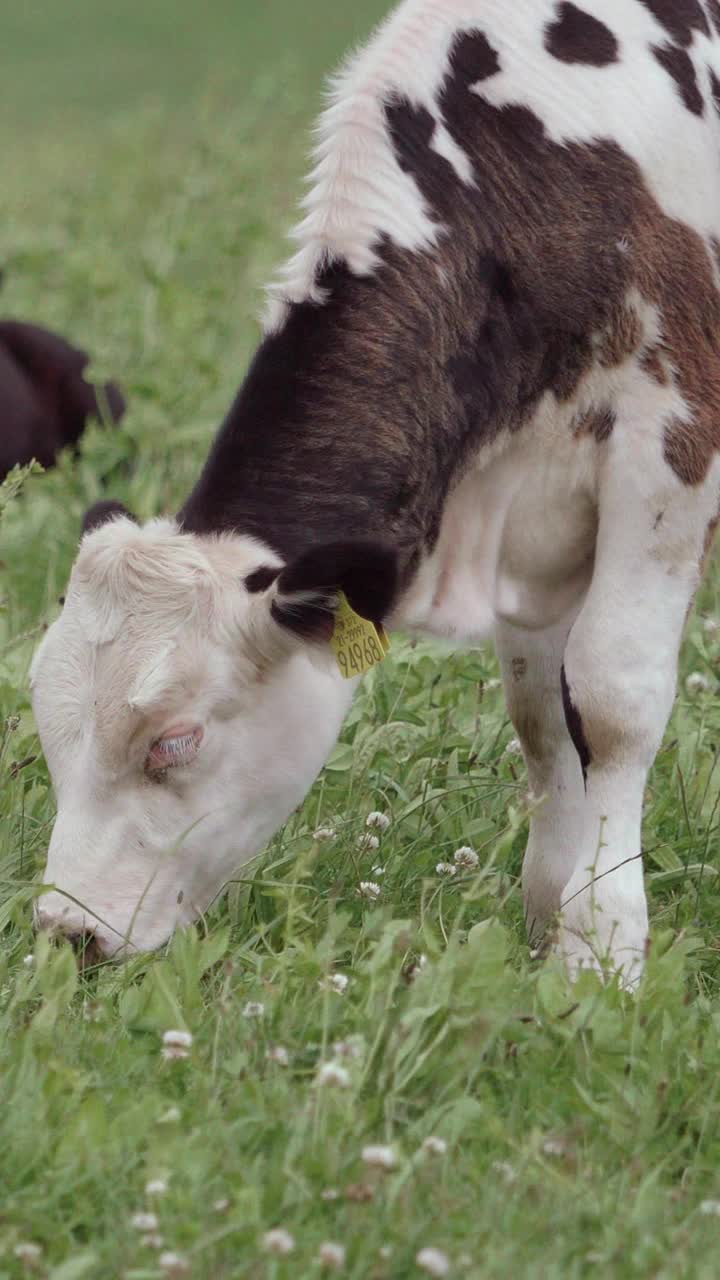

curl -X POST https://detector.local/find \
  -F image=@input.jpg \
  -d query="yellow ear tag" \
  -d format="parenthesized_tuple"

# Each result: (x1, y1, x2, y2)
(330, 592, 390, 679)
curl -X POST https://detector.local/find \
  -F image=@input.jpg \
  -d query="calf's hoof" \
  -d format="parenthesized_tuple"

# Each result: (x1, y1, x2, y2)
(553, 879, 649, 991)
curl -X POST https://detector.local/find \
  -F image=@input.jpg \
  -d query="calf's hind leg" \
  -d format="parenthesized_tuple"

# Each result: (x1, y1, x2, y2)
(496, 611, 586, 946)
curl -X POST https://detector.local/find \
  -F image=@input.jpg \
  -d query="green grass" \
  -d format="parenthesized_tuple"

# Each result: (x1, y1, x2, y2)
(3, 4, 720, 1278)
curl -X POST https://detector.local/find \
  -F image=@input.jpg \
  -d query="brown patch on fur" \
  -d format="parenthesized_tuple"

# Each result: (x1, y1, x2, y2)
(652, 43, 705, 115)
(573, 407, 617, 442)
(544, 3, 619, 66)
(598, 304, 643, 366)
(181, 30, 720, 561)
(640, 0, 710, 46)
(450, 29, 500, 82)
(663, 418, 711, 484)
(640, 346, 671, 385)
(646, 219, 720, 485)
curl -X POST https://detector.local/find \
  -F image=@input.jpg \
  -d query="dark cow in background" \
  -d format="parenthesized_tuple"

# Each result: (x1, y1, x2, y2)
(29, 0, 720, 986)
(0, 320, 125, 481)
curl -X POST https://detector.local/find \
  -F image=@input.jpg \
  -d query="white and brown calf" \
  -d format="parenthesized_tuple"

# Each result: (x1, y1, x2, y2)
(30, 0, 720, 983)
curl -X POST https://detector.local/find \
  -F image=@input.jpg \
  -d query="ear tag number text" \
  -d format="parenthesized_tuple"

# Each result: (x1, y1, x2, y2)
(330, 592, 390, 679)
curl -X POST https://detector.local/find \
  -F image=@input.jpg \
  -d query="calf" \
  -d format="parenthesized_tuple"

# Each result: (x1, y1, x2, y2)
(30, 0, 720, 984)
(0, 321, 125, 480)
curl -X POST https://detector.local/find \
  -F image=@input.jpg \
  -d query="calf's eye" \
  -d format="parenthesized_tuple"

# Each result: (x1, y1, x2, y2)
(146, 726, 204, 773)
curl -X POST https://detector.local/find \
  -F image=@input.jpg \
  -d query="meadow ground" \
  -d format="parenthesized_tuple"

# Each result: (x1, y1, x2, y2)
(2, 5, 720, 1278)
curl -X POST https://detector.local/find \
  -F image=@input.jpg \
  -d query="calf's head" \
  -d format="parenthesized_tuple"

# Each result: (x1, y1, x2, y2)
(30, 512, 395, 958)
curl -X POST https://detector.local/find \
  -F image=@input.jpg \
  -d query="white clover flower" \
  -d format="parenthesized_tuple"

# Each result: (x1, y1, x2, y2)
(131, 1212, 159, 1232)
(358, 881, 381, 901)
(161, 1045, 190, 1062)
(453, 846, 479, 871)
(242, 1001, 265, 1019)
(366, 811, 391, 832)
(145, 1178, 168, 1197)
(322, 972, 349, 995)
(213, 1197, 231, 1213)
(318, 1241, 346, 1270)
(161, 1029, 192, 1061)
(13, 1243, 42, 1265)
(700, 1200, 720, 1216)
(159, 1251, 190, 1276)
(491, 1159, 517, 1184)
(141, 1234, 165, 1249)
(315, 1061, 351, 1089)
(371, 865, 386, 879)
(422, 1136, 448, 1157)
(162, 1029, 192, 1049)
(686, 671, 712, 695)
(361, 1144, 397, 1171)
(357, 833, 380, 853)
(321, 1187, 340, 1201)
(542, 1137, 566, 1158)
(435, 862, 456, 877)
(314, 826, 337, 841)
(503, 737, 523, 759)
(267, 1044, 290, 1067)
(263, 1228, 295, 1255)
(416, 1246, 451, 1277)
(22, 954, 34, 968)
(379, 1245, 393, 1261)
(157, 1106, 181, 1124)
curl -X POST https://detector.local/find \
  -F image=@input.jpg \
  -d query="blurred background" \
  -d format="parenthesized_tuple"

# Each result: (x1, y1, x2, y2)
(3, 1, 389, 121)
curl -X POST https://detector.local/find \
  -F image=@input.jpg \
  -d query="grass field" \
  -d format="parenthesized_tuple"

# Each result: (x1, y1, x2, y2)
(3, 5, 720, 1278)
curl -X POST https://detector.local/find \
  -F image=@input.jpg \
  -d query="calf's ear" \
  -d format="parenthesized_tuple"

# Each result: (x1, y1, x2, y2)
(81, 499, 137, 537)
(269, 539, 398, 642)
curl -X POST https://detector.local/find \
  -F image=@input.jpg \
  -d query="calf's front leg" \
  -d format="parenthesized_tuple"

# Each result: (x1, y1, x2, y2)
(557, 467, 711, 987)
